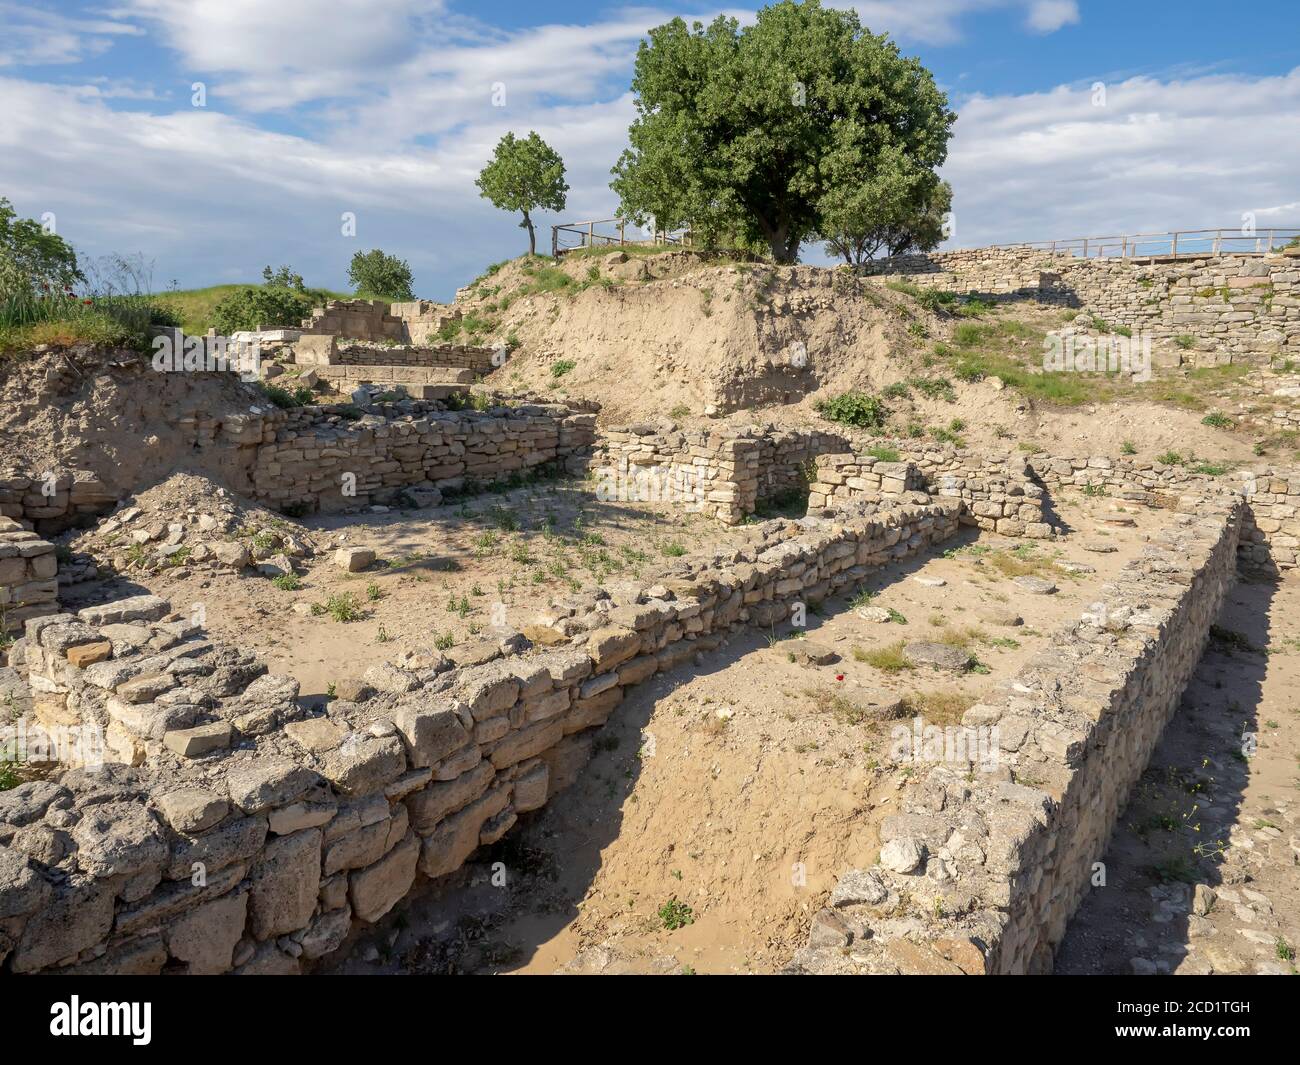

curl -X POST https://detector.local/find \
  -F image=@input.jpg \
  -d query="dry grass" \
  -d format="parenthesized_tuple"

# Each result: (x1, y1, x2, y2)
(934, 624, 988, 650)
(982, 544, 1061, 580)
(852, 641, 913, 673)
(802, 686, 875, 725)
(899, 689, 978, 726)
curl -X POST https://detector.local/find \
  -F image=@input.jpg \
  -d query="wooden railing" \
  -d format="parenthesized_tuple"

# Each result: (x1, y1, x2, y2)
(989, 227, 1300, 259)
(551, 218, 693, 257)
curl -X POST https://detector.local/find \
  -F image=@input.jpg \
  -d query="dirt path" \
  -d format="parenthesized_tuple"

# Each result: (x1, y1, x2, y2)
(1056, 573, 1300, 975)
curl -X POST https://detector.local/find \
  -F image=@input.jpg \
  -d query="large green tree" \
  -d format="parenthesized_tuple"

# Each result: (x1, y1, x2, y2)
(0, 197, 83, 294)
(610, 0, 955, 264)
(476, 132, 569, 256)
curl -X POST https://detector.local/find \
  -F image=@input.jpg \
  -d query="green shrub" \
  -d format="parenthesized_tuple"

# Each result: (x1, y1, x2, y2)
(1201, 411, 1232, 429)
(550, 358, 576, 378)
(813, 391, 888, 429)
(212, 281, 313, 334)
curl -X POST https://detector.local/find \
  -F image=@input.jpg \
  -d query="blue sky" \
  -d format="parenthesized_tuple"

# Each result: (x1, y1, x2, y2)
(2, 0, 1298, 301)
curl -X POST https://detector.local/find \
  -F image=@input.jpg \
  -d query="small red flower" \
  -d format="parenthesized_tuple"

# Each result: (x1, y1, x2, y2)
(83, 298, 93, 305)
(835, 673, 845, 681)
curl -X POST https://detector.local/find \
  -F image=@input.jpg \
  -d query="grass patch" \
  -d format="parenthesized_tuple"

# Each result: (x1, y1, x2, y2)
(898, 689, 977, 726)
(853, 640, 913, 672)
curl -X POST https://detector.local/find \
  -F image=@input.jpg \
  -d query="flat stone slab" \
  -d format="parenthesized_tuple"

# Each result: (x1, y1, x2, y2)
(912, 576, 947, 587)
(1081, 540, 1118, 553)
(978, 608, 1022, 627)
(855, 606, 893, 623)
(790, 642, 838, 666)
(1012, 575, 1057, 595)
(78, 595, 170, 626)
(903, 641, 970, 671)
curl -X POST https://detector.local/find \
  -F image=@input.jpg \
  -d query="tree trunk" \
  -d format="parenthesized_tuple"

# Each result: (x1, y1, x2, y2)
(521, 210, 535, 256)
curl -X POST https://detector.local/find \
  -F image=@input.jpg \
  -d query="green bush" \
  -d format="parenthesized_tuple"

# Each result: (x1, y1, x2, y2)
(209, 265, 328, 334)
(257, 382, 314, 408)
(814, 391, 888, 429)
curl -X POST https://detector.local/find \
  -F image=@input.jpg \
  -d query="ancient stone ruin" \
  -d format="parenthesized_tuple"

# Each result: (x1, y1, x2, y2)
(2, 240, 1298, 978)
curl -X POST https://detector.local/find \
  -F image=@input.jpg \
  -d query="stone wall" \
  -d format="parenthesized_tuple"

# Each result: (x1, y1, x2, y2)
(388, 302, 461, 346)
(250, 404, 597, 514)
(813, 444, 1052, 538)
(312, 365, 474, 402)
(0, 403, 597, 532)
(788, 494, 1243, 975)
(300, 300, 405, 342)
(861, 246, 1300, 360)
(591, 424, 850, 524)
(1023, 453, 1299, 573)
(0, 500, 960, 974)
(0, 518, 58, 636)
(334, 344, 498, 374)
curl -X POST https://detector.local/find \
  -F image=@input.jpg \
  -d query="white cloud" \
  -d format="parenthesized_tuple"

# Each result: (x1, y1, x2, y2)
(942, 70, 1300, 246)
(1, 6, 1297, 301)
(0, 2, 140, 67)
(1025, 0, 1080, 33)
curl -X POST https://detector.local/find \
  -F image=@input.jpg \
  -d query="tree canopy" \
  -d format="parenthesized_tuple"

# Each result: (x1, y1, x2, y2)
(610, 0, 955, 264)
(348, 249, 415, 300)
(818, 174, 953, 267)
(476, 132, 569, 256)
(0, 197, 83, 294)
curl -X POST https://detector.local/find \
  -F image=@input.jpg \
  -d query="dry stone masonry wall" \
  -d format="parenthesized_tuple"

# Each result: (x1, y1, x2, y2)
(813, 444, 1051, 538)
(0, 518, 58, 635)
(0, 501, 959, 974)
(862, 246, 1300, 360)
(0, 402, 597, 532)
(788, 492, 1243, 975)
(592, 423, 850, 524)
(297, 299, 465, 348)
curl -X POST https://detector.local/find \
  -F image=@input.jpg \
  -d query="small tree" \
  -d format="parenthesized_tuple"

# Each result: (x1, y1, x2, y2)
(262, 264, 306, 291)
(818, 176, 953, 267)
(347, 249, 414, 301)
(476, 132, 569, 256)
(0, 196, 83, 295)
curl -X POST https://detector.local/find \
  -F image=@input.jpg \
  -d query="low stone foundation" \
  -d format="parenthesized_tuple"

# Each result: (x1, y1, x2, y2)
(812, 446, 1051, 537)
(786, 492, 1243, 974)
(591, 423, 850, 524)
(0, 401, 597, 531)
(0, 500, 959, 974)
